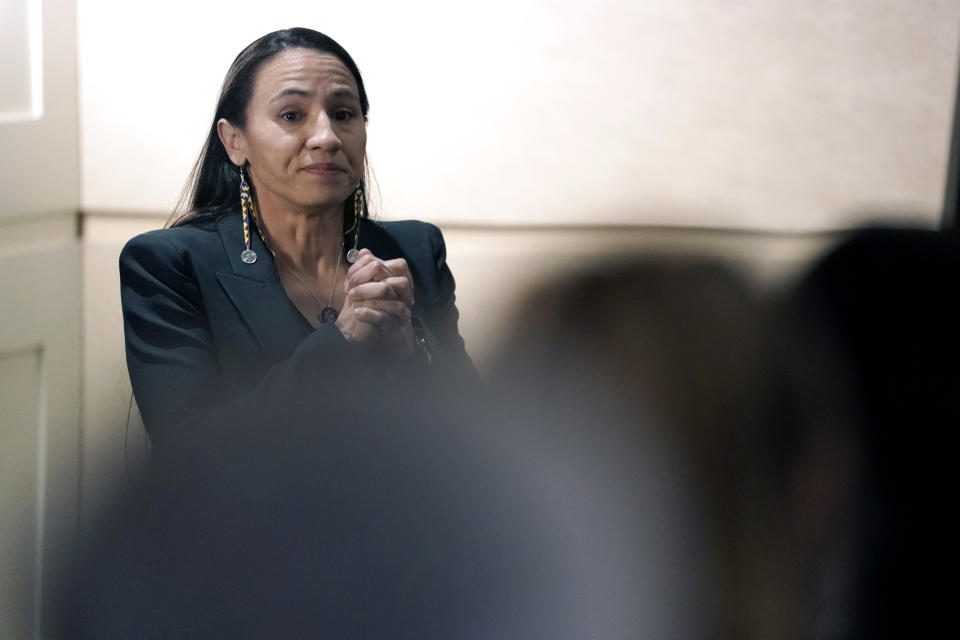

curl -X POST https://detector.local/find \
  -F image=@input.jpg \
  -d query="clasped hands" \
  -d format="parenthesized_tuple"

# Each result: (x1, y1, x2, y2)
(335, 248, 417, 358)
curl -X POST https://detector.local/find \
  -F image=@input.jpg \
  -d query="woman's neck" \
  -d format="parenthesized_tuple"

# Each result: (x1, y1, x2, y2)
(256, 200, 344, 274)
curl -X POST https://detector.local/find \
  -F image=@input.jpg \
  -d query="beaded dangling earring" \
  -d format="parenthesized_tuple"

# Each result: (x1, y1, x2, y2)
(345, 185, 363, 264)
(239, 166, 258, 264)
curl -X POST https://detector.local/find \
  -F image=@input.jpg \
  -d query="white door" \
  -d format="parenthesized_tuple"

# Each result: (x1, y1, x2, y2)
(0, 0, 81, 637)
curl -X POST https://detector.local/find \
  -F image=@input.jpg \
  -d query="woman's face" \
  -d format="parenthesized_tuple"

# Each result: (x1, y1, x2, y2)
(220, 48, 367, 215)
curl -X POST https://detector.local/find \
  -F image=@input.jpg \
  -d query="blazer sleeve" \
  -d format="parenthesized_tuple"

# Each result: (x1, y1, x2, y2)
(120, 233, 357, 448)
(416, 223, 479, 384)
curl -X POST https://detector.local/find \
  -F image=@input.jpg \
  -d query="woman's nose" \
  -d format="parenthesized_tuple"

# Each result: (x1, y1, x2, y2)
(306, 113, 341, 150)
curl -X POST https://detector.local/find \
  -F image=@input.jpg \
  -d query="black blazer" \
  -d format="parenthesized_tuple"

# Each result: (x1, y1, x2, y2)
(120, 210, 475, 446)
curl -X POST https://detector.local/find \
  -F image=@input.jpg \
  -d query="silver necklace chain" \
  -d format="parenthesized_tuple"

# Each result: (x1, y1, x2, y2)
(255, 217, 344, 324)
(275, 245, 343, 315)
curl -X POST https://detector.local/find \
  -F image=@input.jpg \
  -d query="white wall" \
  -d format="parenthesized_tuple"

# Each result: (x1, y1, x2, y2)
(78, 0, 960, 231)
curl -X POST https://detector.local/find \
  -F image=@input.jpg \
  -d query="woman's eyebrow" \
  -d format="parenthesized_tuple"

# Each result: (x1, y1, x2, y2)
(270, 87, 313, 102)
(269, 86, 358, 102)
(329, 87, 359, 100)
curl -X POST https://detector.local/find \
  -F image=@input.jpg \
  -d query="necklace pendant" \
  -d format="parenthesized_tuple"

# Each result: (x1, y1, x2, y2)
(318, 306, 339, 325)
(346, 248, 360, 264)
(240, 249, 258, 264)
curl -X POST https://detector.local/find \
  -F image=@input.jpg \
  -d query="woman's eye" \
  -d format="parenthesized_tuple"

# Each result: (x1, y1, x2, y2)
(332, 109, 354, 122)
(280, 111, 302, 122)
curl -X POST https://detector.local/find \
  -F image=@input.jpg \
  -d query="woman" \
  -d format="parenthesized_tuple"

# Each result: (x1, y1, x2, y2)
(120, 28, 474, 446)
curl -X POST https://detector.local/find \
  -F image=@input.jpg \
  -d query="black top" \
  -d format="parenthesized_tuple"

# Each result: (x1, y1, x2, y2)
(119, 210, 475, 446)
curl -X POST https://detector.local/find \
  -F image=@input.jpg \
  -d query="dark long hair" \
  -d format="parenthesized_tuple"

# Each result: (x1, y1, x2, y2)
(169, 28, 371, 227)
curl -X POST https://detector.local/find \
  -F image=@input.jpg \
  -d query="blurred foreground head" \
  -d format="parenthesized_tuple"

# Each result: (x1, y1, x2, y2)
(489, 257, 832, 640)
(787, 226, 960, 637)
(57, 373, 708, 638)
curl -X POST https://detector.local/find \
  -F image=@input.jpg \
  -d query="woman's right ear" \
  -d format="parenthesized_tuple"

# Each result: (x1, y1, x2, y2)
(217, 118, 247, 167)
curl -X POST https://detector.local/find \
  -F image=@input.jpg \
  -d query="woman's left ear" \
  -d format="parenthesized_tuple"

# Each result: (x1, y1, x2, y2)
(217, 118, 247, 167)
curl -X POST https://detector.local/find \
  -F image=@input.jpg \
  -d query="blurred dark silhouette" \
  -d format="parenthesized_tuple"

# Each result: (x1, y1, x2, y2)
(487, 256, 854, 640)
(59, 388, 566, 638)
(784, 227, 960, 638)
(56, 367, 709, 638)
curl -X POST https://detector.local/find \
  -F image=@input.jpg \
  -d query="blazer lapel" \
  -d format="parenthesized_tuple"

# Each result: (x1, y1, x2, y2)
(214, 214, 311, 360)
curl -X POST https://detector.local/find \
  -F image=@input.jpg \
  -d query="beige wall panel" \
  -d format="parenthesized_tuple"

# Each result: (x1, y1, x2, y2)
(0, 215, 81, 639)
(441, 225, 835, 368)
(0, 349, 42, 639)
(80, 215, 162, 527)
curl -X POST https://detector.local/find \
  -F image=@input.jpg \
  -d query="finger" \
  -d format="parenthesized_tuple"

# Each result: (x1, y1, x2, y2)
(345, 251, 377, 283)
(344, 254, 411, 291)
(353, 306, 391, 325)
(382, 258, 410, 279)
(344, 260, 388, 290)
(334, 306, 380, 347)
(383, 276, 414, 306)
(355, 299, 411, 323)
(355, 248, 375, 264)
(347, 248, 377, 271)
(348, 280, 406, 303)
(344, 255, 399, 290)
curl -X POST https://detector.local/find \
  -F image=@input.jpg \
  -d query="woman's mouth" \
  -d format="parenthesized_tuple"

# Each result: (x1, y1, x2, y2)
(303, 163, 347, 176)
